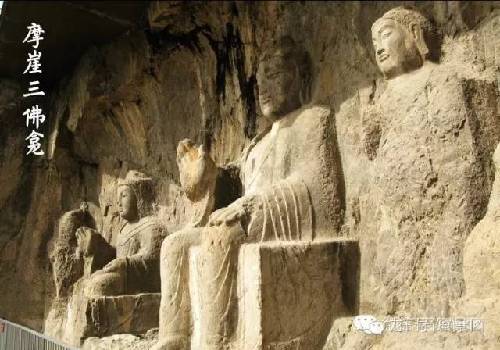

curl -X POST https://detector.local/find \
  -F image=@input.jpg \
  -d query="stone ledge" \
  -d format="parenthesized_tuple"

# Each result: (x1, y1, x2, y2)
(46, 293, 161, 346)
(83, 293, 161, 339)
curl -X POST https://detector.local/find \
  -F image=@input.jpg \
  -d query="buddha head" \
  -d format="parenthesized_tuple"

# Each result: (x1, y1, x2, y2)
(257, 36, 312, 121)
(371, 7, 433, 79)
(177, 138, 217, 202)
(118, 171, 155, 222)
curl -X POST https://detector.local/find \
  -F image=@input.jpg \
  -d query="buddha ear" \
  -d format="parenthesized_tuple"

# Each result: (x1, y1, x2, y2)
(410, 22, 429, 60)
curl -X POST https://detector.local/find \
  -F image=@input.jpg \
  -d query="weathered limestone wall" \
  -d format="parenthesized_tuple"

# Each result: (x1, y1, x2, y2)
(0, 2, 498, 342)
(0, 79, 58, 329)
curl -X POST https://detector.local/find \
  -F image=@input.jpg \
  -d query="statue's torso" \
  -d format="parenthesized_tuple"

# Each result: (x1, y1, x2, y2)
(116, 224, 142, 258)
(375, 66, 436, 206)
(374, 64, 477, 212)
(369, 63, 487, 314)
(115, 217, 160, 258)
(243, 122, 293, 195)
(239, 105, 341, 241)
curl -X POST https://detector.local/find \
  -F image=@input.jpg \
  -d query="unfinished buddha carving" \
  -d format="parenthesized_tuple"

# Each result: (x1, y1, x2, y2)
(177, 138, 217, 226)
(80, 170, 167, 296)
(177, 139, 216, 203)
(364, 7, 492, 315)
(50, 208, 97, 299)
(160, 138, 218, 233)
(153, 36, 344, 350)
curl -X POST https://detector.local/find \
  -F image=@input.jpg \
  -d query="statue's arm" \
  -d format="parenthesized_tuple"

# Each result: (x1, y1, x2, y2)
(207, 176, 313, 241)
(126, 223, 167, 265)
(208, 106, 343, 237)
(292, 107, 344, 236)
(361, 105, 382, 160)
(76, 227, 116, 262)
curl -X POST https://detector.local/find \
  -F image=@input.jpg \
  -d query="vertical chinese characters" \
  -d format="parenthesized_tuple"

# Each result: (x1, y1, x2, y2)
(22, 23, 46, 156)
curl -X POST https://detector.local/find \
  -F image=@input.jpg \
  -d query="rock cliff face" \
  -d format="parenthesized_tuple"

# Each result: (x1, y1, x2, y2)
(0, 1, 498, 348)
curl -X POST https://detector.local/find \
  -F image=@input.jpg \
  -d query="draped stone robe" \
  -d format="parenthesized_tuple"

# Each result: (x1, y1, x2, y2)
(112, 216, 166, 293)
(241, 104, 344, 242)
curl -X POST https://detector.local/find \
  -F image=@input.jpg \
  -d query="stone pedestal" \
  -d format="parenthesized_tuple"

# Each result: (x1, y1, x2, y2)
(46, 293, 161, 346)
(79, 294, 161, 339)
(189, 239, 357, 350)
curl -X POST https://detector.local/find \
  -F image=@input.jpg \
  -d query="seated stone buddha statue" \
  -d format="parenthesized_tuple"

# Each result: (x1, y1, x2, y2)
(153, 36, 345, 350)
(75, 170, 168, 296)
(46, 170, 168, 345)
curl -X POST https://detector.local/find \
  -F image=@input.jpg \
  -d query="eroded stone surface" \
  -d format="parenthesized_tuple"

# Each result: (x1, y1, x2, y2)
(0, 2, 497, 350)
(463, 144, 500, 300)
(48, 293, 161, 346)
(349, 6, 500, 318)
(83, 329, 159, 350)
(237, 241, 352, 350)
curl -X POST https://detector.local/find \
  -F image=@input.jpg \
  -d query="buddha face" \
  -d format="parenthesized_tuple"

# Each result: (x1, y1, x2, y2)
(118, 185, 138, 222)
(257, 54, 301, 121)
(372, 18, 422, 79)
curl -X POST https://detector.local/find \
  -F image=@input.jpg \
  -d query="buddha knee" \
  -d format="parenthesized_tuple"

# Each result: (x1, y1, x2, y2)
(160, 228, 200, 263)
(160, 235, 176, 262)
(203, 224, 245, 251)
(86, 272, 123, 297)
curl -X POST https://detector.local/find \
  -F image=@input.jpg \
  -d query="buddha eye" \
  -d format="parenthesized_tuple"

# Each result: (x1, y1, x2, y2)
(381, 30, 392, 38)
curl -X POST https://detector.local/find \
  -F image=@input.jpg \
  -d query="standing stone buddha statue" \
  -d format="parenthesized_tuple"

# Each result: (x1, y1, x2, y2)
(364, 6, 494, 316)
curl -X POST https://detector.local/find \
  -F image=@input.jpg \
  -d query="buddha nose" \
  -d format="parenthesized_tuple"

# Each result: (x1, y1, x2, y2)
(376, 48, 385, 57)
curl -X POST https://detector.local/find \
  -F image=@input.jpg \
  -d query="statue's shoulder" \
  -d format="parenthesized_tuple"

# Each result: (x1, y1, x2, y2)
(138, 215, 160, 225)
(241, 125, 272, 162)
(134, 216, 167, 236)
(294, 104, 332, 130)
(426, 62, 462, 87)
(301, 104, 331, 118)
(422, 63, 469, 106)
